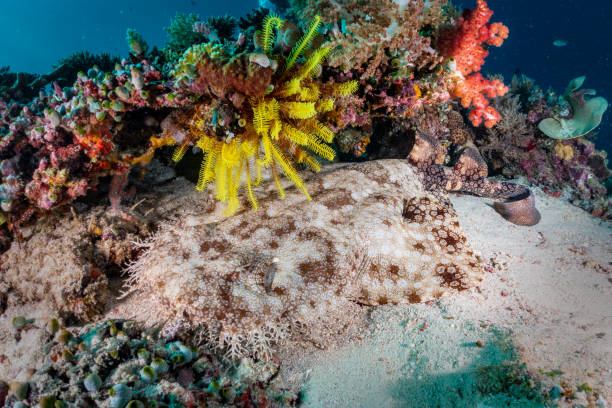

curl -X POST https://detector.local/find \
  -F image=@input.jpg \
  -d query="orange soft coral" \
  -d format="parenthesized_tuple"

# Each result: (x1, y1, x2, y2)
(437, 0, 509, 128)
(454, 73, 508, 127)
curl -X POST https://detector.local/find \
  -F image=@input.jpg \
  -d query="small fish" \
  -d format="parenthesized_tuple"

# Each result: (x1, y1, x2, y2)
(553, 39, 567, 47)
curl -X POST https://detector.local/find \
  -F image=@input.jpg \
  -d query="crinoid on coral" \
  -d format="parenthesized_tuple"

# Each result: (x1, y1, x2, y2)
(125, 160, 484, 360)
(169, 14, 357, 215)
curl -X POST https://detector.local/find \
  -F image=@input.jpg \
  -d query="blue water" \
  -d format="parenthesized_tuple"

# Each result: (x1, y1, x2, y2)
(482, 0, 612, 153)
(0, 0, 258, 72)
(0, 0, 610, 151)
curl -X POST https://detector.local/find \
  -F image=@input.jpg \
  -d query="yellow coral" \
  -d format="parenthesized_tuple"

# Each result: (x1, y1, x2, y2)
(262, 14, 284, 53)
(171, 15, 358, 216)
(554, 142, 574, 161)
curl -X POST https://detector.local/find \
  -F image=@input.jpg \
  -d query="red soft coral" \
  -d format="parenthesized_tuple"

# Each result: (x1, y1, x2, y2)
(437, 0, 509, 128)
(454, 73, 508, 127)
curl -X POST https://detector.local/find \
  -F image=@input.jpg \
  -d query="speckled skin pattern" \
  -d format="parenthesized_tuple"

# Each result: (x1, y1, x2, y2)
(126, 160, 484, 359)
(408, 132, 541, 226)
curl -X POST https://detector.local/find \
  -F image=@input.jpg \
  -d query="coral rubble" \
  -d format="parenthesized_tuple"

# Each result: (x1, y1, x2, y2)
(1, 319, 297, 407)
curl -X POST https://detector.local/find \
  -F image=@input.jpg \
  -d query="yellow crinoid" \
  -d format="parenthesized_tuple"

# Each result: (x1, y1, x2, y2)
(171, 14, 358, 216)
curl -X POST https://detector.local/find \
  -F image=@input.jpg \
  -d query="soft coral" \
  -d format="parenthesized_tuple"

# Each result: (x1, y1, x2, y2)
(438, 0, 509, 128)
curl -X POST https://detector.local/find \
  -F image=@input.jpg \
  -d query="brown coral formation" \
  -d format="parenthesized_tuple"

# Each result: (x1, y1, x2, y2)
(0, 207, 150, 321)
(125, 160, 484, 359)
(296, 0, 445, 77)
(0, 217, 109, 321)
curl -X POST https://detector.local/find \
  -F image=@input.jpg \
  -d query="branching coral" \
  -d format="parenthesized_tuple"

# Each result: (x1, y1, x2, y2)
(296, 0, 445, 79)
(170, 15, 357, 215)
(437, 0, 508, 127)
(164, 12, 210, 55)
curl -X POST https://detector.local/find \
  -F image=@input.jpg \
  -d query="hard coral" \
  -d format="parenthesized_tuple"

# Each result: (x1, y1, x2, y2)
(170, 15, 357, 215)
(437, 0, 508, 127)
(297, 0, 445, 79)
(0, 44, 190, 227)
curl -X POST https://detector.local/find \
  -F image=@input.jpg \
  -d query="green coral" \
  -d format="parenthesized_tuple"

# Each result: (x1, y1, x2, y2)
(206, 15, 238, 40)
(126, 29, 149, 58)
(538, 76, 608, 139)
(164, 13, 208, 55)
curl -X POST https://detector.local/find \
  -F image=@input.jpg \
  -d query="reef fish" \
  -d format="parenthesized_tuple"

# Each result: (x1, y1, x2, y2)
(553, 39, 567, 47)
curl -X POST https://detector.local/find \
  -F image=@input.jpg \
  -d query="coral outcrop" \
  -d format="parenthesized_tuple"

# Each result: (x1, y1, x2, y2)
(126, 160, 484, 359)
(296, 0, 445, 78)
(0, 205, 152, 321)
(168, 14, 358, 215)
(2, 319, 296, 407)
(474, 75, 612, 217)
(437, 0, 509, 127)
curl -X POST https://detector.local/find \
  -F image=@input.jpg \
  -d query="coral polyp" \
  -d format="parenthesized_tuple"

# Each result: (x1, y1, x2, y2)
(171, 15, 357, 215)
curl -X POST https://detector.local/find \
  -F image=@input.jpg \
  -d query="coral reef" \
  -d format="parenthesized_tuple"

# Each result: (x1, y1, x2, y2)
(0, 3, 611, 404)
(0, 0, 516, 232)
(473, 75, 611, 217)
(126, 160, 483, 359)
(295, 0, 445, 78)
(0, 44, 190, 230)
(1, 319, 297, 407)
(437, 0, 509, 127)
(169, 14, 357, 215)
(0, 204, 151, 321)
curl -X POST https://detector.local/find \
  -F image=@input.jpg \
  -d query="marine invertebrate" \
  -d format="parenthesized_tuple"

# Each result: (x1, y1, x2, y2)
(538, 76, 608, 140)
(6, 320, 293, 406)
(408, 132, 541, 226)
(437, 0, 509, 127)
(296, 0, 445, 78)
(0, 39, 191, 228)
(126, 160, 484, 360)
(164, 13, 209, 55)
(470, 74, 611, 217)
(170, 15, 357, 215)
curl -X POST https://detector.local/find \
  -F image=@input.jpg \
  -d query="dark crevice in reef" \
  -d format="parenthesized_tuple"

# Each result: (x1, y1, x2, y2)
(367, 118, 416, 160)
